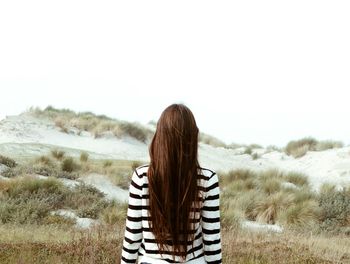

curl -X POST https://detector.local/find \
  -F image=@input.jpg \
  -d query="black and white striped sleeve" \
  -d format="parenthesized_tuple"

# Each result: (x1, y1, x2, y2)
(121, 170, 143, 264)
(201, 172, 222, 264)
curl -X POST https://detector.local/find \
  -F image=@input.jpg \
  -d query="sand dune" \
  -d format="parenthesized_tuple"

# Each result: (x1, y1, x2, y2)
(1, 113, 350, 191)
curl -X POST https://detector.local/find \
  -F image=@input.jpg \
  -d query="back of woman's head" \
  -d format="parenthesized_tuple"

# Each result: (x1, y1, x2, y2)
(148, 103, 202, 260)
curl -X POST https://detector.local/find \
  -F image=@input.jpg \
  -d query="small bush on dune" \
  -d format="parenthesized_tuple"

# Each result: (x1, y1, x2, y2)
(103, 160, 113, 168)
(285, 137, 318, 158)
(61, 157, 79, 172)
(199, 133, 227, 148)
(243, 147, 252, 155)
(259, 178, 281, 195)
(0, 198, 53, 224)
(117, 122, 150, 143)
(6, 177, 66, 198)
(220, 169, 256, 186)
(248, 143, 263, 149)
(318, 187, 350, 234)
(285, 137, 344, 158)
(35, 155, 52, 166)
(284, 172, 309, 187)
(292, 187, 316, 204)
(227, 142, 244, 149)
(77, 199, 110, 219)
(100, 202, 128, 225)
(225, 179, 256, 195)
(233, 190, 267, 221)
(51, 149, 65, 160)
(319, 183, 336, 193)
(266, 145, 282, 152)
(0, 155, 17, 168)
(251, 153, 260, 160)
(253, 192, 295, 224)
(315, 140, 344, 151)
(220, 208, 242, 230)
(54, 117, 69, 133)
(0, 177, 68, 224)
(80, 152, 89, 163)
(258, 169, 284, 183)
(278, 200, 320, 229)
(42, 214, 76, 227)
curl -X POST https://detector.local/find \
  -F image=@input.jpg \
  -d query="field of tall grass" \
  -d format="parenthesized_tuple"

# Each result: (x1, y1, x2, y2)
(1, 154, 350, 263)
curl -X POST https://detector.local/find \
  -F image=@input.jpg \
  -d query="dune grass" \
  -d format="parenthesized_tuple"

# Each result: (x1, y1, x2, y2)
(0, 154, 17, 168)
(220, 169, 350, 235)
(285, 137, 344, 158)
(1, 153, 350, 263)
(29, 106, 153, 143)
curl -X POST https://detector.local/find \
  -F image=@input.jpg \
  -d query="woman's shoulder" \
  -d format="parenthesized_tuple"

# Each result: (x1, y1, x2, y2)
(134, 164, 150, 177)
(198, 166, 216, 180)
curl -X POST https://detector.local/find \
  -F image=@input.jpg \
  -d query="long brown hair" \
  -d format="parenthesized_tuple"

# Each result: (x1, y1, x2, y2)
(148, 104, 202, 261)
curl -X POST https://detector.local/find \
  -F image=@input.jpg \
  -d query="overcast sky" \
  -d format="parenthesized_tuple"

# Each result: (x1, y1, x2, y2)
(1, 1, 349, 147)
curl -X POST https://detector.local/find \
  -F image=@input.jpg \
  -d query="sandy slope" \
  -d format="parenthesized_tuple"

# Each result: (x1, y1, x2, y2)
(1, 113, 350, 190)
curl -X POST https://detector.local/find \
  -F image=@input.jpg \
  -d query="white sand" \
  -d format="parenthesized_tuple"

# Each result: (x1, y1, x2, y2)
(79, 173, 129, 203)
(241, 220, 283, 233)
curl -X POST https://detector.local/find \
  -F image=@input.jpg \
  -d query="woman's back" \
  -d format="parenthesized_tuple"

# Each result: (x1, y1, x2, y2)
(121, 104, 222, 264)
(121, 164, 222, 264)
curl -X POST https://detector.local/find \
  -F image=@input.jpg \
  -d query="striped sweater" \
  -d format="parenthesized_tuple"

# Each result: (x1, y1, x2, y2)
(121, 165, 222, 264)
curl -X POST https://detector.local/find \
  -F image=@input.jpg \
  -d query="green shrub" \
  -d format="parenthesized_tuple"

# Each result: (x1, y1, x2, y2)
(0, 177, 68, 224)
(318, 187, 350, 234)
(77, 200, 109, 219)
(0, 198, 53, 224)
(0, 155, 17, 168)
(6, 177, 65, 197)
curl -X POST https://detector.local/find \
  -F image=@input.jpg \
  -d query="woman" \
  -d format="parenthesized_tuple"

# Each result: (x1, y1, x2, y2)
(121, 104, 222, 264)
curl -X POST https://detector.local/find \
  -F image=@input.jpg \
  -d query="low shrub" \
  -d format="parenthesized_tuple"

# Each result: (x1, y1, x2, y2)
(285, 137, 344, 158)
(61, 157, 79, 172)
(0, 155, 17, 168)
(318, 187, 350, 234)
(51, 149, 65, 160)
(80, 152, 89, 163)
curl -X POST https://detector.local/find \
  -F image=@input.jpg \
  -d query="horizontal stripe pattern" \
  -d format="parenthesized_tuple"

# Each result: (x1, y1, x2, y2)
(121, 165, 222, 264)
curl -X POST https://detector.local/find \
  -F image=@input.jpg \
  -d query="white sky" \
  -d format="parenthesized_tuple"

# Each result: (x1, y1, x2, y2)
(0, 1, 350, 147)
